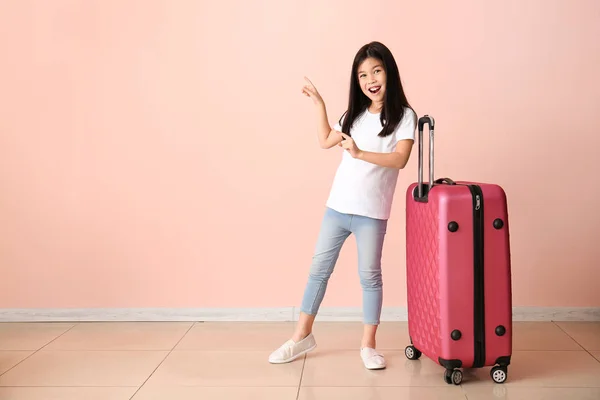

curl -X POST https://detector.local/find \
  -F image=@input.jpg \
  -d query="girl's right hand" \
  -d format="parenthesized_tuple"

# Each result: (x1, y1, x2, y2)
(302, 77, 324, 106)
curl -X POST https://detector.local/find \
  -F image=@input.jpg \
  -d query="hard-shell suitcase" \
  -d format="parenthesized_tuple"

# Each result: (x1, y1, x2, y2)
(404, 115, 513, 385)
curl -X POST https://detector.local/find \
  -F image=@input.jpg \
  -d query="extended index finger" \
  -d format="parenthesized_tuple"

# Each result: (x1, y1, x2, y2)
(304, 76, 315, 87)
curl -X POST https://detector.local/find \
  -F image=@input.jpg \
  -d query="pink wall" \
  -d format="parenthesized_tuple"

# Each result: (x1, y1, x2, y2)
(1, 0, 599, 309)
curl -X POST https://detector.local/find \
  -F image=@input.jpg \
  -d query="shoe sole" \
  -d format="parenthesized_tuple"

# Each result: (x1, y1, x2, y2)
(364, 363, 386, 370)
(268, 343, 317, 364)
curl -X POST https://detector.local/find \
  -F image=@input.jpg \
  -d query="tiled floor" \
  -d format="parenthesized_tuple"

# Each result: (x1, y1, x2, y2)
(0, 321, 599, 399)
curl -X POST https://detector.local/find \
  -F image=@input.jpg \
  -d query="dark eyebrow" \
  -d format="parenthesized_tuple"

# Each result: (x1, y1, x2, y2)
(358, 65, 383, 74)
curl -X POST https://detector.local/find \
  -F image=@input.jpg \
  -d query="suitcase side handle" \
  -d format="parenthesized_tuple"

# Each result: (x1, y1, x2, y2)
(417, 115, 435, 199)
(435, 177, 456, 185)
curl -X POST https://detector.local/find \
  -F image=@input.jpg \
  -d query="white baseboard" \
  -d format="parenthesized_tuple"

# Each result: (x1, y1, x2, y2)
(1, 307, 599, 322)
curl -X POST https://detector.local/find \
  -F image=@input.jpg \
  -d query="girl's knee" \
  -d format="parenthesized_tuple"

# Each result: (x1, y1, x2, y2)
(359, 268, 382, 288)
(309, 256, 335, 280)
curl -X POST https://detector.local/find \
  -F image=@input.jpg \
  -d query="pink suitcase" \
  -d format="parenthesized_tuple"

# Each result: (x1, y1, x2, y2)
(404, 115, 512, 385)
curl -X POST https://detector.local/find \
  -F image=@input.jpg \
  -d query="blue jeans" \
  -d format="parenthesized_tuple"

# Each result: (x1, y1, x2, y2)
(300, 207, 388, 325)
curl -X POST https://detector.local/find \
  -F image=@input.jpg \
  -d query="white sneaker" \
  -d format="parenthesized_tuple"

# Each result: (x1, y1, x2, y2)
(360, 347, 386, 370)
(268, 333, 317, 364)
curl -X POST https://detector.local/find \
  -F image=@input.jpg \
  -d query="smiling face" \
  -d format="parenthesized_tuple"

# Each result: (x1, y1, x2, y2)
(343, 41, 410, 137)
(357, 57, 387, 109)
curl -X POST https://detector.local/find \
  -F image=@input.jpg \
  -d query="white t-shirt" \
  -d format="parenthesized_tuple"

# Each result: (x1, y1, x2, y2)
(326, 107, 416, 220)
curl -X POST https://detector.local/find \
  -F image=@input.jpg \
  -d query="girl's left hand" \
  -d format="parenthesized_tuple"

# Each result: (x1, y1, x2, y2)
(338, 132, 363, 159)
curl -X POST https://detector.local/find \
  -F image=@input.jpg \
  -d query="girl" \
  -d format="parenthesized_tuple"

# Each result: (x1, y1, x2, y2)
(269, 41, 417, 370)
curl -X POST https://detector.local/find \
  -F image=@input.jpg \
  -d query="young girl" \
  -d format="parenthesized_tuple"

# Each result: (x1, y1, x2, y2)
(269, 41, 417, 370)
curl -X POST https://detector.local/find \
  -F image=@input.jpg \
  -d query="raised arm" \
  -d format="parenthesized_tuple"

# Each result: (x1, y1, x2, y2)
(302, 77, 344, 149)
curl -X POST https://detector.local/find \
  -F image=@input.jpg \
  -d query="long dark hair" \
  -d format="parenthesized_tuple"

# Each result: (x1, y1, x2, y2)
(340, 41, 414, 137)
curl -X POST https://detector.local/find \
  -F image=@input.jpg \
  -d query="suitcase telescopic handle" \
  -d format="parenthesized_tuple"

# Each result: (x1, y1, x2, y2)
(417, 115, 435, 198)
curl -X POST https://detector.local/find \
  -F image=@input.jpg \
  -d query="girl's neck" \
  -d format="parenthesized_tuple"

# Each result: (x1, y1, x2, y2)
(368, 102, 383, 114)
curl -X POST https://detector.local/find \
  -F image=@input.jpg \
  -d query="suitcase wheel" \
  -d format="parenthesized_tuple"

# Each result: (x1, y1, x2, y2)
(444, 368, 463, 385)
(404, 345, 422, 360)
(490, 365, 508, 384)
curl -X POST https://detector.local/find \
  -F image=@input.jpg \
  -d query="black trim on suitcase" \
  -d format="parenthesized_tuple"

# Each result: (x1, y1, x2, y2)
(439, 357, 462, 370)
(468, 184, 486, 368)
(496, 356, 511, 366)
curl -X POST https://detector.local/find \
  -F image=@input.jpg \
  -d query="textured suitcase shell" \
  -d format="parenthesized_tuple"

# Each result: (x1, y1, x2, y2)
(403, 114, 513, 384)
(405, 179, 513, 382)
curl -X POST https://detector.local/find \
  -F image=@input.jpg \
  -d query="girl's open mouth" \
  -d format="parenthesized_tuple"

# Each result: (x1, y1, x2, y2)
(368, 86, 381, 94)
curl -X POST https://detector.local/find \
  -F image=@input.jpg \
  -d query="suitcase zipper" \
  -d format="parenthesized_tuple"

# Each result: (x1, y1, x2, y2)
(469, 185, 485, 368)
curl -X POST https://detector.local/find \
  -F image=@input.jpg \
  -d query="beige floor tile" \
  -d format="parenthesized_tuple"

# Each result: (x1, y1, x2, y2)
(1, 321, 598, 398)
(309, 322, 410, 350)
(459, 351, 600, 387)
(555, 322, 600, 351)
(461, 386, 600, 400)
(301, 349, 450, 387)
(0, 351, 33, 375)
(45, 322, 192, 350)
(0, 350, 168, 387)
(144, 350, 303, 387)
(0, 387, 137, 400)
(0, 323, 75, 350)
(132, 386, 298, 400)
(298, 386, 467, 400)
(175, 322, 294, 350)
(513, 322, 582, 350)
